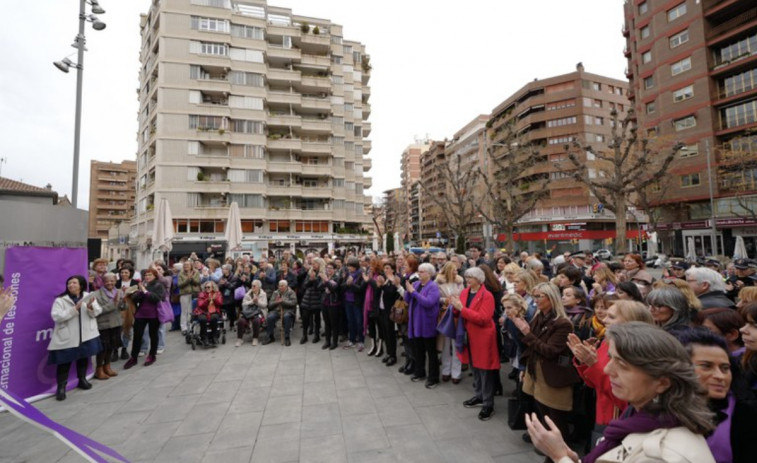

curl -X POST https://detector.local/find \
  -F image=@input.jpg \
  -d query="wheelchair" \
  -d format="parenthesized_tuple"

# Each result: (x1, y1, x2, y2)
(186, 312, 227, 350)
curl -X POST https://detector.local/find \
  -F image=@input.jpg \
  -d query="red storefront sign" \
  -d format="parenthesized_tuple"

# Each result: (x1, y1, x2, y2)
(496, 230, 642, 242)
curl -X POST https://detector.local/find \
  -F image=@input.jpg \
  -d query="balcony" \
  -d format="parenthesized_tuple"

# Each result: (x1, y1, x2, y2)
(362, 122, 371, 137)
(266, 44, 301, 61)
(267, 112, 302, 128)
(362, 103, 371, 119)
(301, 96, 331, 111)
(267, 160, 302, 173)
(195, 194, 227, 208)
(363, 177, 372, 189)
(267, 68, 301, 84)
(299, 75, 331, 92)
(300, 53, 330, 68)
(266, 25, 300, 39)
(363, 157, 372, 171)
(623, 47, 631, 58)
(302, 163, 333, 176)
(301, 140, 331, 154)
(708, 8, 757, 41)
(267, 136, 302, 151)
(622, 25, 629, 37)
(625, 67, 633, 79)
(301, 185, 333, 197)
(301, 117, 331, 132)
(363, 140, 372, 154)
(267, 181, 302, 196)
(267, 91, 301, 106)
(300, 33, 330, 51)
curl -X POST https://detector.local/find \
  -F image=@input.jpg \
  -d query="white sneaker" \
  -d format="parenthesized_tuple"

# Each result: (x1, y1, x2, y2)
(235, 339, 243, 347)
(138, 351, 146, 357)
(342, 342, 355, 349)
(252, 338, 258, 346)
(157, 348, 165, 354)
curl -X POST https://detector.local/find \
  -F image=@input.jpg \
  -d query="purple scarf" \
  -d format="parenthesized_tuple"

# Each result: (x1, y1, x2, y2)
(584, 409, 680, 463)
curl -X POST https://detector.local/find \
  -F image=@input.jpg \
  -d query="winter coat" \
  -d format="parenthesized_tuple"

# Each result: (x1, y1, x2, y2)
(574, 340, 627, 426)
(94, 288, 123, 330)
(241, 289, 267, 318)
(321, 274, 342, 308)
(300, 275, 324, 310)
(218, 273, 241, 307)
(521, 309, 581, 389)
(459, 286, 500, 370)
(131, 280, 165, 319)
(178, 270, 201, 296)
(404, 279, 440, 339)
(698, 291, 735, 310)
(195, 290, 222, 316)
(341, 269, 365, 305)
(47, 292, 102, 351)
(556, 427, 715, 463)
(269, 288, 297, 313)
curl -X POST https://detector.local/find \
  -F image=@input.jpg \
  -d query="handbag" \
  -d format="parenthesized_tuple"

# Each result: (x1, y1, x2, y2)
(436, 305, 456, 338)
(157, 298, 175, 323)
(234, 286, 247, 301)
(389, 299, 408, 324)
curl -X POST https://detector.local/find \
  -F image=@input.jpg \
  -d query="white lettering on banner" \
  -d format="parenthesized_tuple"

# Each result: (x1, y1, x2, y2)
(35, 329, 53, 343)
(0, 272, 20, 390)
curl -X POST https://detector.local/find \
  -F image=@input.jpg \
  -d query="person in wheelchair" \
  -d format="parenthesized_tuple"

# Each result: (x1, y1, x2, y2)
(263, 280, 297, 346)
(195, 281, 222, 346)
(237, 280, 268, 347)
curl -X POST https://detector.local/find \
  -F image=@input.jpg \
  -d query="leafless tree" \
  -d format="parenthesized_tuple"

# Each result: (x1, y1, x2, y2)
(418, 152, 480, 253)
(478, 128, 550, 254)
(567, 108, 682, 254)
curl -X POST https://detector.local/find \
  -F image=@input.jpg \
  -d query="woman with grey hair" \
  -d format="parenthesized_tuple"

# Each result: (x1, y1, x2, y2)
(527, 322, 715, 463)
(450, 266, 499, 420)
(404, 261, 441, 388)
(237, 279, 268, 346)
(93, 273, 122, 380)
(510, 282, 579, 442)
(646, 285, 693, 336)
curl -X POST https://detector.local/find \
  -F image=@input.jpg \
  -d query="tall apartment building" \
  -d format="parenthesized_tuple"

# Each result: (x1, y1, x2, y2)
(419, 140, 446, 243)
(88, 160, 137, 250)
(398, 139, 430, 244)
(487, 65, 633, 253)
(132, 0, 372, 263)
(624, 0, 757, 257)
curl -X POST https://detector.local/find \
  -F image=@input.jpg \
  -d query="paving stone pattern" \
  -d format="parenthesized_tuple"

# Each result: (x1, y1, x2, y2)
(0, 326, 543, 463)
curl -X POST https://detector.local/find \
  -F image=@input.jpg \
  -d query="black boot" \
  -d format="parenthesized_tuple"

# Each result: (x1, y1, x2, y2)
(300, 335, 308, 345)
(110, 349, 119, 363)
(367, 338, 377, 356)
(77, 377, 92, 390)
(403, 361, 415, 375)
(374, 340, 384, 358)
(56, 383, 67, 401)
(120, 347, 129, 360)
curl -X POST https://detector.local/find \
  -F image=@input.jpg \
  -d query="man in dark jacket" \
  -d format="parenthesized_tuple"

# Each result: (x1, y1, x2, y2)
(686, 267, 735, 309)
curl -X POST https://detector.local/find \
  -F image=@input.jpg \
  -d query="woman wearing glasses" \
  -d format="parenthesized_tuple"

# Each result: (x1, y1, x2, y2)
(195, 281, 222, 346)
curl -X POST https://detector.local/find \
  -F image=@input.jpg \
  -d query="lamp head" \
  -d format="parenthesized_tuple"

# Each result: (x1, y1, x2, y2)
(89, 15, 107, 30)
(53, 57, 76, 73)
(90, 0, 105, 14)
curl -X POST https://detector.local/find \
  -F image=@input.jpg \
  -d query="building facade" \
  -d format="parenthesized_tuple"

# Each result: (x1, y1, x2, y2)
(88, 160, 137, 256)
(487, 65, 634, 253)
(132, 0, 372, 264)
(398, 139, 430, 245)
(419, 140, 446, 244)
(624, 0, 757, 258)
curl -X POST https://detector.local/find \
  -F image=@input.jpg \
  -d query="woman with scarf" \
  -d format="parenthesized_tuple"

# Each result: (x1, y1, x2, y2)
(528, 322, 716, 463)
(93, 273, 122, 380)
(115, 266, 139, 360)
(568, 300, 653, 450)
(47, 275, 103, 401)
(195, 280, 223, 346)
(680, 328, 757, 463)
(436, 261, 464, 383)
(501, 269, 540, 377)
(562, 286, 593, 341)
(123, 269, 165, 368)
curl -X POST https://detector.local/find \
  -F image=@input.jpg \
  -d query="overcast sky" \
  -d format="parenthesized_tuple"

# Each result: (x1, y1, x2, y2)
(0, 0, 627, 209)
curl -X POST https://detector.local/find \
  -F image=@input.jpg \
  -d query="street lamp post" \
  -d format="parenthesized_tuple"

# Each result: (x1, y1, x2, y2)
(53, 0, 106, 208)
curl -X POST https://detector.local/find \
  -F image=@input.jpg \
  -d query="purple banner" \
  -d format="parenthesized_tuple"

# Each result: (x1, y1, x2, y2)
(1, 247, 88, 400)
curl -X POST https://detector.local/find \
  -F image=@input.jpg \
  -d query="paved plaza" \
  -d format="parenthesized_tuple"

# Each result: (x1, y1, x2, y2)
(0, 325, 542, 463)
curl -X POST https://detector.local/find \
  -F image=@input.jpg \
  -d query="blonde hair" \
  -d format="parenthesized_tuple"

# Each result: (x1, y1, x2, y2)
(501, 293, 528, 318)
(611, 300, 654, 324)
(439, 261, 459, 283)
(532, 282, 566, 319)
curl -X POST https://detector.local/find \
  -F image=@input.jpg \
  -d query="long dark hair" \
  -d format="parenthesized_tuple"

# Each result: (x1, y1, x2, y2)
(479, 264, 503, 293)
(58, 275, 87, 298)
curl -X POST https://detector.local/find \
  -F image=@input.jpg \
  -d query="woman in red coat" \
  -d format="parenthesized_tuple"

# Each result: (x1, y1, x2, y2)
(195, 281, 223, 346)
(451, 267, 500, 421)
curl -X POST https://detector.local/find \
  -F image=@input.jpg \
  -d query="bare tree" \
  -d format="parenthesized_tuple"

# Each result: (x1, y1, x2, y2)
(478, 128, 550, 254)
(716, 136, 757, 220)
(418, 153, 480, 253)
(370, 200, 385, 252)
(567, 108, 682, 254)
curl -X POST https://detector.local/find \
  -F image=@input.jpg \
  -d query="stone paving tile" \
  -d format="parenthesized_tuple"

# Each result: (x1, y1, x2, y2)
(0, 327, 542, 463)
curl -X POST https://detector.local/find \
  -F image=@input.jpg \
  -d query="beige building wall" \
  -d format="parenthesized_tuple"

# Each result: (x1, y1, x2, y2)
(88, 160, 137, 241)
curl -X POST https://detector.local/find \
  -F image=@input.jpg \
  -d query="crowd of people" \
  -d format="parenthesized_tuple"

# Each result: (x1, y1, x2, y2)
(33, 246, 757, 462)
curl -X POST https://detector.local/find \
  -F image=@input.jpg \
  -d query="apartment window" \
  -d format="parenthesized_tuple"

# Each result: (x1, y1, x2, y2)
(189, 115, 226, 130)
(642, 51, 652, 64)
(668, 3, 687, 22)
(190, 16, 230, 33)
(669, 30, 689, 48)
(681, 173, 701, 187)
(679, 144, 699, 158)
(674, 115, 697, 131)
(671, 57, 692, 76)
(189, 41, 228, 56)
(646, 101, 656, 114)
(644, 76, 655, 89)
(228, 144, 264, 159)
(641, 25, 650, 39)
(547, 99, 575, 110)
(227, 169, 262, 183)
(548, 135, 575, 145)
(595, 134, 605, 143)
(723, 100, 757, 129)
(673, 85, 694, 102)
(191, 0, 231, 8)
(227, 194, 264, 208)
(230, 24, 264, 39)
(717, 33, 757, 65)
(647, 127, 657, 137)
(546, 116, 577, 127)
(228, 96, 263, 110)
(723, 69, 757, 98)
(592, 82, 602, 91)
(269, 220, 290, 233)
(228, 71, 264, 87)
(229, 48, 264, 63)
(639, 1, 648, 14)
(295, 221, 329, 233)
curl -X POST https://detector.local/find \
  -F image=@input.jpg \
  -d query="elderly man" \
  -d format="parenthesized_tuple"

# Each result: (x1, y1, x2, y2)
(262, 280, 298, 346)
(685, 267, 735, 309)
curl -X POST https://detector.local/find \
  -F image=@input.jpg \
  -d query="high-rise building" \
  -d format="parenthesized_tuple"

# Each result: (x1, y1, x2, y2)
(419, 140, 446, 243)
(88, 160, 137, 249)
(132, 0, 372, 263)
(399, 139, 430, 244)
(487, 64, 632, 252)
(624, 0, 757, 256)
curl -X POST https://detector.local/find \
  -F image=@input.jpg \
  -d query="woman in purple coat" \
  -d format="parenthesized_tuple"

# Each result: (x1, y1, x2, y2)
(405, 262, 441, 389)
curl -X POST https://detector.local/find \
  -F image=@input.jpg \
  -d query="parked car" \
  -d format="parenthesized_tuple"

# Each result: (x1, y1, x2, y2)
(593, 249, 613, 261)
